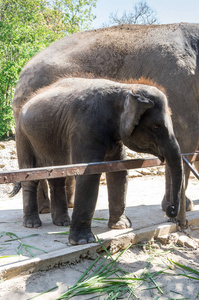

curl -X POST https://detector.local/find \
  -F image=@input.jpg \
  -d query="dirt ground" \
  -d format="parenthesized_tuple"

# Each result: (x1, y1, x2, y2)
(1, 234, 199, 300)
(0, 140, 199, 300)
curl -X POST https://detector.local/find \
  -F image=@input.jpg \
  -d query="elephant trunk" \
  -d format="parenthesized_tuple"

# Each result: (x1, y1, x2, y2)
(164, 137, 184, 218)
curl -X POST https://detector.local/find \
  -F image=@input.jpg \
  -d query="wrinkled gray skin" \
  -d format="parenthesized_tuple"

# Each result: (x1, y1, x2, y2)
(16, 78, 183, 245)
(13, 23, 199, 212)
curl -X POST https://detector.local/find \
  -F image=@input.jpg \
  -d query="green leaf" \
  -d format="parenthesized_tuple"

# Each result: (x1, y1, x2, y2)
(5, 233, 40, 242)
(56, 238, 137, 299)
(26, 284, 61, 300)
(168, 259, 199, 276)
(0, 255, 20, 258)
(1, 231, 47, 257)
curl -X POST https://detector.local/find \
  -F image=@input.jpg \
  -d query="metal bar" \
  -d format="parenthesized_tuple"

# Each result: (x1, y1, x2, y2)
(183, 156, 199, 180)
(0, 157, 164, 184)
(181, 153, 199, 163)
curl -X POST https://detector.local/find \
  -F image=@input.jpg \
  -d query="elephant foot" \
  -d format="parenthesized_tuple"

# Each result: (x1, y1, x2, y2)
(108, 214, 132, 229)
(69, 227, 96, 245)
(23, 215, 42, 228)
(52, 212, 70, 226)
(161, 196, 194, 212)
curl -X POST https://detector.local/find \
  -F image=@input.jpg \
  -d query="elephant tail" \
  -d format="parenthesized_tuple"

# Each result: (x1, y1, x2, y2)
(9, 182, 21, 197)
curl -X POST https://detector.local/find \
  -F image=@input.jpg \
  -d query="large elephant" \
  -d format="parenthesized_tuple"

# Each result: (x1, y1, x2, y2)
(13, 23, 199, 211)
(15, 77, 183, 245)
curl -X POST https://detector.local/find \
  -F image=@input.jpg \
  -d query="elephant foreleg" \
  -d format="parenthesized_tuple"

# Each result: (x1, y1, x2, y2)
(106, 170, 131, 229)
(69, 174, 101, 245)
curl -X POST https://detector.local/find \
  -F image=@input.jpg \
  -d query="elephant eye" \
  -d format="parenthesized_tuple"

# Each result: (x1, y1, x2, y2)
(151, 123, 161, 133)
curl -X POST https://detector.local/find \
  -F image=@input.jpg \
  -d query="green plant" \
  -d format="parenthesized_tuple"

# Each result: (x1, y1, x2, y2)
(0, 0, 96, 139)
(0, 231, 46, 257)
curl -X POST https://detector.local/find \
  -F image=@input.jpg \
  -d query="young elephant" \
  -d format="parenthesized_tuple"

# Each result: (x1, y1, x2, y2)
(16, 78, 183, 245)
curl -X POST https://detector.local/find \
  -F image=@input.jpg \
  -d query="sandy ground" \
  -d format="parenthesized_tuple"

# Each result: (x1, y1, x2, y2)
(0, 140, 199, 300)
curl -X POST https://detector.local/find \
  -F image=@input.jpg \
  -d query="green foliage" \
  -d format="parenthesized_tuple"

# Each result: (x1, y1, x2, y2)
(46, 0, 97, 35)
(0, 0, 96, 140)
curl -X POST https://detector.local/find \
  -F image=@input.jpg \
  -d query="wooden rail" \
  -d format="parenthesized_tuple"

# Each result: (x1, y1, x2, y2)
(0, 153, 198, 184)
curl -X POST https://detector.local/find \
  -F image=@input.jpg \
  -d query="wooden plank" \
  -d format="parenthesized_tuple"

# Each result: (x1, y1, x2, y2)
(0, 157, 163, 184)
(0, 153, 198, 184)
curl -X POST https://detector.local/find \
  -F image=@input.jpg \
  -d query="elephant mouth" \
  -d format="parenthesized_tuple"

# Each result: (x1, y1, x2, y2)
(145, 149, 165, 163)
(146, 148, 165, 163)
(131, 146, 165, 163)
(128, 143, 165, 163)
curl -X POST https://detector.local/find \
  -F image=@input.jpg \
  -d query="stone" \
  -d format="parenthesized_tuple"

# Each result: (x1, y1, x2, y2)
(138, 168, 152, 176)
(128, 170, 142, 178)
(177, 235, 198, 249)
(156, 234, 169, 244)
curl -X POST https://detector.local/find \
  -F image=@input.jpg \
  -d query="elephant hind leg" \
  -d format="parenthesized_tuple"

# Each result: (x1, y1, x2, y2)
(22, 180, 41, 228)
(16, 133, 42, 227)
(65, 176, 75, 208)
(48, 178, 70, 226)
(37, 176, 75, 214)
(37, 180, 51, 214)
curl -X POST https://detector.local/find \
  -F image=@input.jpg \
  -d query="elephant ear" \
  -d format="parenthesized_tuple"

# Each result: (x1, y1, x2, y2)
(121, 91, 154, 137)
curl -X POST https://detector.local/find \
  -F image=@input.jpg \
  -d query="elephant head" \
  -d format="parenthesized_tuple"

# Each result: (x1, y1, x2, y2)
(120, 85, 184, 218)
